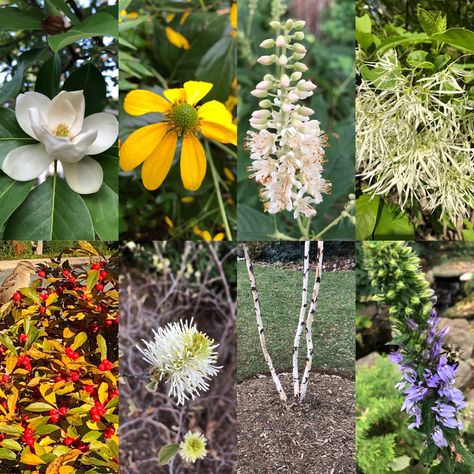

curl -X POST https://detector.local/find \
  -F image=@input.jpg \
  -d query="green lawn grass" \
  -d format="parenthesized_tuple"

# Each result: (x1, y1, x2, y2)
(237, 262, 355, 381)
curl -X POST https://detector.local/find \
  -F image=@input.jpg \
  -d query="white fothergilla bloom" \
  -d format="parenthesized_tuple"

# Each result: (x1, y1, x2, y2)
(247, 19, 330, 218)
(179, 431, 208, 463)
(2, 90, 118, 194)
(137, 318, 221, 405)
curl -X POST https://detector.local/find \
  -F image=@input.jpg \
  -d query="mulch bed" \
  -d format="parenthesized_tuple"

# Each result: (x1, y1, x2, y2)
(237, 372, 355, 473)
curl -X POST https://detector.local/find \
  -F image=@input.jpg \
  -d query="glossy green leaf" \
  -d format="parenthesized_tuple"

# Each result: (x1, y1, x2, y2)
(48, 13, 118, 52)
(417, 8, 443, 36)
(0, 7, 44, 31)
(4, 176, 95, 240)
(0, 174, 33, 236)
(0, 448, 16, 461)
(356, 14, 371, 34)
(407, 50, 434, 69)
(35, 53, 61, 98)
(0, 439, 21, 451)
(34, 425, 60, 435)
(63, 63, 107, 115)
(158, 444, 180, 465)
(0, 48, 51, 104)
(25, 402, 54, 412)
(356, 194, 380, 240)
(237, 204, 275, 241)
(0, 108, 36, 168)
(373, 201, 415, 240)
(47, 0, 79, 25)
(431, 28, 474, 53)
(377, 33, 430, 54)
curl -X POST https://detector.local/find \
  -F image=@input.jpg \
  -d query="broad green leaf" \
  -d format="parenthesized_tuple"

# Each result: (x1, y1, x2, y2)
(377, 33, 430, 54)
(34, 424, 60, 435)
(356, 14, 371, 34)
(86, 269, 100, 291)
(0, 334, 17, 355)
(0, 424, 22, 435)
(373, 201, 415, 240)
(1, 439, 21, 451)
(417, 8, 440, 36)
(462, 229, 474, 241)
(158, 444, 179, 465)
(19, 288, 41, 303)
(407, 50, 434, 69)
(96, 334, 107, 360)
(25, 402, 54, 412)
(0, 7, 44, 31)
(35, 53, 61, 98)
(431, 28, 474, 53)
(47, 0, 80, 25)
(63, 63, 107, 115)
(4, 176, 95, 240)
(48, 13, 118, 52)
(0, 447, 16, 460)
(0, 108, 36, 168)
(356, 194, 380, 240)
(0, 174, 33, 237)
(0, 48, 51, 104)
(237, 204, 275, 241)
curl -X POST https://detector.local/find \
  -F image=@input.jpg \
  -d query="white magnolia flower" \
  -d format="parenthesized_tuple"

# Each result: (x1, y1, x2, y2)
(2, 90, 118, 194)
(179, 431, 208, 463)
(137, 318, 221, 405)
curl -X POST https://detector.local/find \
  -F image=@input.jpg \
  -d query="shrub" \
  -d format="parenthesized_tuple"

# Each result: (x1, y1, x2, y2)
(0, 245, 118, 472)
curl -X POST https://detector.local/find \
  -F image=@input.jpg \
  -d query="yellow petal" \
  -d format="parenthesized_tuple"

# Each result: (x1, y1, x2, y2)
(198, 100, 233, 123)
(165, 26, 190, 50)
(180, 134, 207, 191)
(164, 88, 186, 103)
(200, 121, 237, 145)
(214, 232, 225, 241)
(230, 3, 237, 29)
(124, 90, 170, 115)
(201, 231, 212, 241)
(141, 132, 178, 190)
(184, 81, 213, 105)
(120, 123, 169, 171)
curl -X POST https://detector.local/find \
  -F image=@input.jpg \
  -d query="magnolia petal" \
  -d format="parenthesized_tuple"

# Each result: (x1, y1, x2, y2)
(15, 92, 51, 140)
(43, 129, 97, 163)
(79, 112, 118, 155)
(61, 156, 103, 194)
(163, 88, 186, 103)
(198, 100, 233, 123)
(124, 90, 170, 115)
(180, 134, 206, 191)
(183, 81, 213, 105)
(200, 121, 237, 145)
(120, 123, 169, 171)
(141, 132, 178, 190)
(1, 143, 53, 181)
(47, 91, 85, 137)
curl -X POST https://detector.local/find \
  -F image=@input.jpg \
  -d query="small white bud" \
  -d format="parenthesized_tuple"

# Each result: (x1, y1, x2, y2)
(285, 19, 294, 30)
(290, 71, 302, 81)
(269, 20, 281, 30)
(298, 106, 314, 116)
(252, 109, 271, 119)
(256, 80, 273, 90)
(294, 20, 306, 30)
(259, 38, 275, 49)
(292, 52, 306, 61)
(259, 99, 272, 108)
(275, 35, 286, 47)
(263, 74, 274, 81)
(257, 55, 275, 65)
(292, 43, 307, 55)
(293, 31, 304, 41)
(294, 62, 308, 72)
(251, 89, 269, 98)
(278, 55, 288, 66)
(288, 92, 299, 103)
(281, 103, 292, 113)
(280, 74, 290, 88)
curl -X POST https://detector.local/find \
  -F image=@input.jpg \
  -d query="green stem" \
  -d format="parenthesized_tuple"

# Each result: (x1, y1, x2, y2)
(210, 139, 237, 159)
(205, 140, 232, 241)
(297, 215, 310, 240)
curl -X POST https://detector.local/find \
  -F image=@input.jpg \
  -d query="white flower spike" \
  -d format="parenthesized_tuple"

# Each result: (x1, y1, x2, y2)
(137, 318, 221, 405)
(2, 90, 118, 194)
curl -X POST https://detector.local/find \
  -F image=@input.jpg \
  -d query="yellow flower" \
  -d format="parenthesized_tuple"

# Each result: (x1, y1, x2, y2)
(120, 81, 237, 191)
(193, 226, 224, 241)
(223, 167, 235, 182)
(120, 10, 139, 21)
(180, 10, 191, 25)
(165, 26, 190, 50)
(179, 431, 207, 463)
(230, 3, 237, 30)
(164, 216, 174, 229)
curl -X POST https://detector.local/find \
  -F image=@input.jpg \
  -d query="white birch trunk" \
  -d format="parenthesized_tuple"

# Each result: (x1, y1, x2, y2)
(243, 245, 287, 403)
(299, 241, 324, 402)
(292, 241, 311, 398)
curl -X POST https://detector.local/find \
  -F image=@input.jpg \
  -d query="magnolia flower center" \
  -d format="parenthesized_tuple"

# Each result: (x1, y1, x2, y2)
(54, 123, 70, 137)
(167, 103, 199, 135)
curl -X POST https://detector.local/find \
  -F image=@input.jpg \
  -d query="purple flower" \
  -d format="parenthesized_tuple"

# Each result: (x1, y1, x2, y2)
(408, 405, 422, 429)
(439, 385, 468, 410)
(432, 402, 458, 429)
(388, 349, 403, 364)
(424, 369, 440, 388)
(406, 318, 419, 331)
(432, 426, 448, 448)
(437, 355, 457, 384)
(402, 384, 429, 412)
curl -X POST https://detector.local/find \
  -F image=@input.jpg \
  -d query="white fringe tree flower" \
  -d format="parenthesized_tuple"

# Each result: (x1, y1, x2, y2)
(137, 318, 221, 405)
(246, 18, 330, 219)
(179, 431, 208, 463)
(357, 53, 474, 219)
(2, 90, 118, 194)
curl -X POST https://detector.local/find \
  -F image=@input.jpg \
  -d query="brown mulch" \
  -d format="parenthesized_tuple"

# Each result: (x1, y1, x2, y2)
(237, 372, 355, 474)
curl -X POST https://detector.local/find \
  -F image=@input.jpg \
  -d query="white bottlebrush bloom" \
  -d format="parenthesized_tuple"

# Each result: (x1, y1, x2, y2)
(2, 90, 118, 194)
(137, 318, 221, 405)
(247, 20, 330, 218)
(179, 431, 208, 463)
(357, 52, 474, 219)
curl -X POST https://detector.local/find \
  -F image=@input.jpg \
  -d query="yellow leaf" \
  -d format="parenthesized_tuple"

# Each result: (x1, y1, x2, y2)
(5, 353, 18, 375)
(98, 382, 108, 405)
(21, 452, 46, 465)
(59, 467, 75, 474)
(63, 328, 75, 339)
(39, 384, 56, 405)
(45, 294, 58, 307)
(8, 386, 18, 413)
(71, 332, 87, 351)
(45, 449, 82, 474)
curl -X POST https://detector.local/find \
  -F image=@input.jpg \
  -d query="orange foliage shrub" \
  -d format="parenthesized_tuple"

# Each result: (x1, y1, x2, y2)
(0, 246, 118, 473)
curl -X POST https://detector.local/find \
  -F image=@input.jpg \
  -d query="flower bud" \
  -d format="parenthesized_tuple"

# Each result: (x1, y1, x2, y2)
(278, 55, 288, 66)
(259, 38, 275, 49)
(288, 92, 299, 103)
(292, 43, 307, 55)
(269, 20, 281, 30)
(252, 109, 271, 119)
(251, 122, 269, 130)
(294, 62, 308, 72)
(275, 35, 286, 47)
(280, 74, 290, 88)
(293, 31, 305, 41)
(256, 80, 273, 90)
(285, 19, 294, 30)
(251, 89, 269, 98)
(259, 99, 272, 108)
(294, 20, 306, 30)
(281, 103, 292, 113)
(292, 53, 306, 61)
(290, 71, 302, 81)
(257, 55, 275, 65)
(263, 74, 274, 81)
(297, 80, 317, 92)
(298, 106, 314, 116)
